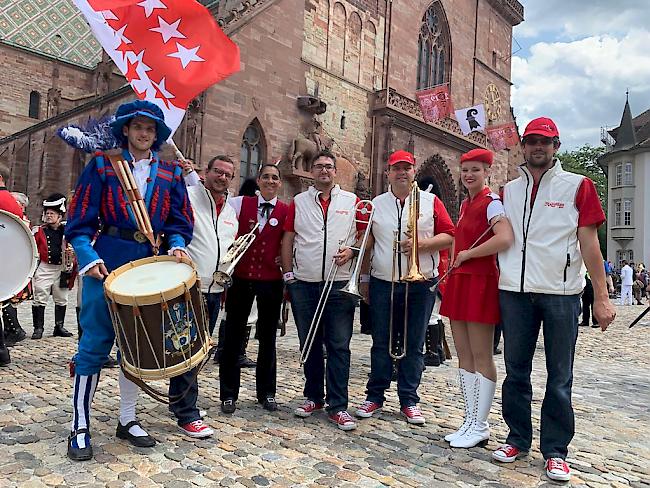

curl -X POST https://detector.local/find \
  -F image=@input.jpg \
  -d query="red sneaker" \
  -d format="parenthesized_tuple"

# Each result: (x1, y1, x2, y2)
(355, 401, 382, 418)
(492, 444, 522, 463)
(328, 411, 357, 431)
(178, 420, 214, 439)
(294, 400, 324, 418)
(545, 458, 571, 482)
(400, 405, 425, 425)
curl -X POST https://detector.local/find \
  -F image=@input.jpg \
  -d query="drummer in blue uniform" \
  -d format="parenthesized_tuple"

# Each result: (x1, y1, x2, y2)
(64, 100, 202, 461)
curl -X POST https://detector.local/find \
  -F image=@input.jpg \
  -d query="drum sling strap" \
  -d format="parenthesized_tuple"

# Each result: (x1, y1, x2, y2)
(121, 349, 215, 405)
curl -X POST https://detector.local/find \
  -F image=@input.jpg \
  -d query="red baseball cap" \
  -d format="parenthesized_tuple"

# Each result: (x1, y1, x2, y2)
(388, 150, 415, 166)
(460, 148, 493, 166)
(522, 117, 559, 139)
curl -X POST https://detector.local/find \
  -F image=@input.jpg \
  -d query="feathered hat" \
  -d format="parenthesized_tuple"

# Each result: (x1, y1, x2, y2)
(110, 100, 171, 151)
(42, 193, 67, 215)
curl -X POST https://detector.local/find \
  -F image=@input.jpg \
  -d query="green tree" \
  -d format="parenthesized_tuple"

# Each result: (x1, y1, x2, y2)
(557, 144, 608, 255)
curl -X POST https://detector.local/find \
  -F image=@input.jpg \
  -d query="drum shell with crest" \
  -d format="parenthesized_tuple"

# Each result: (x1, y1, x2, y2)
(0, 210, 38, 303)
(104, 255, 210, 381)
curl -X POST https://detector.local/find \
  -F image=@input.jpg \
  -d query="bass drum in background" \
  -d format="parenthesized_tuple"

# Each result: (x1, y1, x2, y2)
(0, 210, 38, 302)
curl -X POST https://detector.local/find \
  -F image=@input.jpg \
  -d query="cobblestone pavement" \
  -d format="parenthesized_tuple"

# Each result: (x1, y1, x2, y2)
(1, 300, 649, 488)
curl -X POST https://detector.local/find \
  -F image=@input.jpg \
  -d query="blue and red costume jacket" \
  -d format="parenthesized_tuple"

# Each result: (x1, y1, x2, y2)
(64, 149, 194, 273)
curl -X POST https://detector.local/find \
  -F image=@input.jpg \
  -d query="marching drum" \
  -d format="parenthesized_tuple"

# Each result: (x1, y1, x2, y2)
(0, 210, 38, 302)
(104, 256, 211, 386)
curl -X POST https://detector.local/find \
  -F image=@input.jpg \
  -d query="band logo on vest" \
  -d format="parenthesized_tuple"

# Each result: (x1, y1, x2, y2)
(544, 201, 565, 209)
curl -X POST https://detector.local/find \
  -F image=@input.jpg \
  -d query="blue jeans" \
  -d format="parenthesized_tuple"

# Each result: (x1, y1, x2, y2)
(289, 280, 355, 413)
(500, 290, 580, 460)
(169, 292, 221, 425)
(204, 292, 222, 337)
(366, 277, 435, 407)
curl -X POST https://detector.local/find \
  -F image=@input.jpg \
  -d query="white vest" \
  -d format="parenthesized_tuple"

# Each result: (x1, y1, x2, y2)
(292, 185, 358, 282)
(370, 189, 438, 281)
(498, 161, 586, 295)
(186, 185, 239, 293)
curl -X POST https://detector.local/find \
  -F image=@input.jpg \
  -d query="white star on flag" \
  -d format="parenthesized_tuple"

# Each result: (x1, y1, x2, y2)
(101, 10, 118, 20)
(131, 49, 152, 74)
(152, 76, 175, 107)
(137, 0, 166, 18)
(167, 42, 204, 69)
(114, 25, 131, 44)
(150, 16, 186, 43)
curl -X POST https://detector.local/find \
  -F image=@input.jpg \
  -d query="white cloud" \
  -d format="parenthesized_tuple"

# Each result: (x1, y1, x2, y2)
(511, 29, 650, 150)
(515, 0, 649, 40)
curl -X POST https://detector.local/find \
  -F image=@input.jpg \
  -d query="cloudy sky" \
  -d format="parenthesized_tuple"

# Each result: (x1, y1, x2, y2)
(511, 1, 650, 150)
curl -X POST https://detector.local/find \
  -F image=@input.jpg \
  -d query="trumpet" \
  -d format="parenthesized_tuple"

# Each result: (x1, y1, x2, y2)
(299, 200, 374, 365)
(389, 181, 425, 360)
(62, 242, 76, 272)
(213, 222, 260, 288)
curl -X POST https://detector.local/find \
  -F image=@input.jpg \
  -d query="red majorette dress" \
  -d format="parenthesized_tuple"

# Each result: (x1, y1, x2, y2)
(440, 186, 502, 325)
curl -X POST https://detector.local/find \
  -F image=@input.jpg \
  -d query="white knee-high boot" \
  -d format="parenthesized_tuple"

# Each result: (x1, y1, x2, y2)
(70, 372, 100, 449)
(450, 372, 496, 448)
(445, 369, 477, 442)
(118, 370, 147, 437)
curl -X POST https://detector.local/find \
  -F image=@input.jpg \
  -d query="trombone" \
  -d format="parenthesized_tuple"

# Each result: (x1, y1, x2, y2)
(213, 222, 260, 288)
(299, 200, 374, 365)
(389, 181, 425, 360)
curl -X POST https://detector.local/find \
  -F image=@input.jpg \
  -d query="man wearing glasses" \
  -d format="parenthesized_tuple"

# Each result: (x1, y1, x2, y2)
(281, 150, 367, 430)
(170, 155, 239, 437)
(492, 117, 616, 481)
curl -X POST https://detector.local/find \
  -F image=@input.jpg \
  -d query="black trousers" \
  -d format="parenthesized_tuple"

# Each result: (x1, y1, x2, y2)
(581, 278, 596, 326)
(219, 277, 283, 402)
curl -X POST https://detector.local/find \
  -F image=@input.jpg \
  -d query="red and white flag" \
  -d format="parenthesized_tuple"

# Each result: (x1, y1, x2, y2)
(415, 84, 454, 123)
(73, 0, 240, 136)
(486, 122, 519, 151)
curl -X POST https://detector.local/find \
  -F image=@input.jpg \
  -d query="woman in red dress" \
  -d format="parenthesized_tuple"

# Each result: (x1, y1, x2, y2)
(440, 148, 514, 448)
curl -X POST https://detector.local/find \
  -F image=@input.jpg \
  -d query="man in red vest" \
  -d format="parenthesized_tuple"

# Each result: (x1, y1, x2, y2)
(219, 164, 288, 414)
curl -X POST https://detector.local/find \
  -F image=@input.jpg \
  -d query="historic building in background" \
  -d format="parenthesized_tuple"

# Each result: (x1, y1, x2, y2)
(0, 0, 524, 223)
(599, 98, 650, 268)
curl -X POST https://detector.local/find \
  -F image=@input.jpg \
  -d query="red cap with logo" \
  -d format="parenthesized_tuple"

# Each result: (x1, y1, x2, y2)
(460, 148, 493, 166)
(522, 117, 559, 139)
(388, 150, 416, 166)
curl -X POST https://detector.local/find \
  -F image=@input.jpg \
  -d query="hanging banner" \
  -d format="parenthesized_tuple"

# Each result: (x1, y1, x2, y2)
(415, 84, 454, 123)
(454, 104, 486, 135)
(486, 122, 519, 151)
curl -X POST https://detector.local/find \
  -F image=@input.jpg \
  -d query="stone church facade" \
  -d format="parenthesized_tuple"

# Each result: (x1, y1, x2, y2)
(0, 0, 524, 223)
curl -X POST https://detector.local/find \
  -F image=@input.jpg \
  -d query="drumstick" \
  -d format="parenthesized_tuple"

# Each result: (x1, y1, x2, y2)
(115, 160, 146, 231)
(430, 215, 503, 292)
(123, 160, 156, 244)
(629, 306, 650, 328)
(116, 160, 152, 241)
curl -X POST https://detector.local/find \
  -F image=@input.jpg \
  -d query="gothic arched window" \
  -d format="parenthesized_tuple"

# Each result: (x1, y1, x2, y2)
(29, 91, 41, 119)
(416, 2, 451, 90)
(240, 120, 266, 185)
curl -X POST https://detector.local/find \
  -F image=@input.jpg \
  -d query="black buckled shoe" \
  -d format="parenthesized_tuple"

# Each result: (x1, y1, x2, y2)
(116, 421, 156, 448)
(221, 399, 236, 414)
(67, 428, 93, 461)
(259, 397, 278, 412)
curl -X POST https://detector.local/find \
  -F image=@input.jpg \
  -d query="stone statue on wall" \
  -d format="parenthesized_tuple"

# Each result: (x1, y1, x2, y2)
(289, 117, 333, 172)
(46, 87, 61, 118)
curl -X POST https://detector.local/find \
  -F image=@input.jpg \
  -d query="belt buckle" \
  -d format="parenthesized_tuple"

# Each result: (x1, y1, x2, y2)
(133, 230, 148, 243)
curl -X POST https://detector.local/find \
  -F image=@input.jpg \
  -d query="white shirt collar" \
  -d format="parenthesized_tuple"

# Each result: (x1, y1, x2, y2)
(257, 194, 277, 206)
